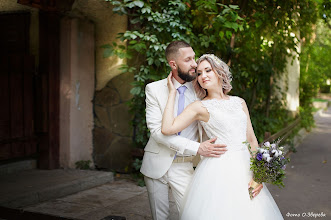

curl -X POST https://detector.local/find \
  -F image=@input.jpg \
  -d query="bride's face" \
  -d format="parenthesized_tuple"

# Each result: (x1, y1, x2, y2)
(197, 60, 221, 89)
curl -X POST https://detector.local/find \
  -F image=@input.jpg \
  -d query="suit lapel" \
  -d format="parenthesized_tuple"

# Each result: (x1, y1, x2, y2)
(157, 79, 170, 113)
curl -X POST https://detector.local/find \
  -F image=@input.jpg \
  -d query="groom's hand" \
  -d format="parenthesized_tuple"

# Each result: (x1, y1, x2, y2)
(198, 137, 227, 157)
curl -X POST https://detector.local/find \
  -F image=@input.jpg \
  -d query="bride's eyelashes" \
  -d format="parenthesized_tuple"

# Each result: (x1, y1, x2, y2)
(197, 69, 212, 76)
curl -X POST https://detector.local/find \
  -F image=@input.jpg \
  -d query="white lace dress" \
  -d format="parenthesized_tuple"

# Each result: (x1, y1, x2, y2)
(180, 96, 284, 220)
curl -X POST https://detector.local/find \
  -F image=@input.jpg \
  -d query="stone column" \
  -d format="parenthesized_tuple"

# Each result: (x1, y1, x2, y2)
(278, 33, 301, 116)
(285, 48, 300, 114)
(60, 18, 95, 168)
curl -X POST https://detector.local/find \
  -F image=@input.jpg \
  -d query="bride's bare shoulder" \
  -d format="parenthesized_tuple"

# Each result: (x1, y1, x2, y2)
(188, 101, 209, 120)
(189, 100, 206, 110)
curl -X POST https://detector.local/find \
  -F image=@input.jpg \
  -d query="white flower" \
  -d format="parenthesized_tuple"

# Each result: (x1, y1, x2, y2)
(267, 156, 272, 162)
(279, 147, 284, 151)
(271, 143, 276, 149)
(264, 142, 270, 147)
(263, 153, 270, 159)
(278, 151, 283, 156)
(272, 149, 279, 157)
(258, 148, 264, 153)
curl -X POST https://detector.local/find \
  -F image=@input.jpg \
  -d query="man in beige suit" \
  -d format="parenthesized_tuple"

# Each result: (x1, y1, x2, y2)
(140, 41, 227, 219)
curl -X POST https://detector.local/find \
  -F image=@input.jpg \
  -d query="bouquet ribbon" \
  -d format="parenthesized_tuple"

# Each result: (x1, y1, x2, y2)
(248, 179, 261, 200)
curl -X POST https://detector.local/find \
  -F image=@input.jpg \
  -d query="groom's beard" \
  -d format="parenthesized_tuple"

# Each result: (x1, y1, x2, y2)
(178, 66, 197, 82)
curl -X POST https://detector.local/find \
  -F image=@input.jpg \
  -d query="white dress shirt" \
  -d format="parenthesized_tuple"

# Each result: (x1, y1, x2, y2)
(172, 78, 199, 156)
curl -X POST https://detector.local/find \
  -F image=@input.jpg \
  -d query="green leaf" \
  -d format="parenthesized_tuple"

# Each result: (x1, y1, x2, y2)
(206, 12, 218, 15)
(113, 6, 122, 12)
(133, 1, 144, 8)
(100, 44, 111, 49)
(224, 22, 239, 31)
(119, 45, 126, 50)
(219, 31, 224, 39)
(131, 18, 141, 24)
(103, 47, 114, 58)
(130, 87, 141, 95)
(147, 58, 153, 65)
(141, 7, 151, 14)
(225, 31, 232, 39)
(255, 20, 263, 28)
(111, 1, 121, 5)
(229, 5, 239, 10)
(222, 8, 231, 15)
(153, 45, 160, 51)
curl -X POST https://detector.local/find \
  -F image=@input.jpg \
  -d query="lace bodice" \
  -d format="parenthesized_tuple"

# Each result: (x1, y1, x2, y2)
(200, 96, 247, 151)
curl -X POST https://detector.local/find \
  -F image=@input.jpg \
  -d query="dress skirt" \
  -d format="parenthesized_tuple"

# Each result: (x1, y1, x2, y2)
(180, 148, 284, 220)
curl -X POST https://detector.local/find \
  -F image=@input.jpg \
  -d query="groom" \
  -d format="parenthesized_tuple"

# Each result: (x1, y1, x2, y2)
(140, 41, 227, 219)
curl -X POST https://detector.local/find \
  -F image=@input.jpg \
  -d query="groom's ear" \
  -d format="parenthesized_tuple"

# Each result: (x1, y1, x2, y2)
(169, 60, 177, 70)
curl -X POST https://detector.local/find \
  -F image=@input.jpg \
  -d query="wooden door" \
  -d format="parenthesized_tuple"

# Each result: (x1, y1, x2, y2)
(0, 55, 37, 161)
(0, 13, 37, 162)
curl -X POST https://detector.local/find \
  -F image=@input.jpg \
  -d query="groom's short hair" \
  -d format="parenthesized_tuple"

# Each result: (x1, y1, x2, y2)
(165, 41, 191, 62)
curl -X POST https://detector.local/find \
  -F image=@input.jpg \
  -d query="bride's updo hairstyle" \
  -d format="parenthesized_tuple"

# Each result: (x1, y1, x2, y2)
(194, 54, 232, 99)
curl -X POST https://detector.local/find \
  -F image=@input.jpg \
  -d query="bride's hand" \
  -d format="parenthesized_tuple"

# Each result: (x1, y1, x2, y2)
(167, 72, 176, 94)
(249, 179, 263, 198)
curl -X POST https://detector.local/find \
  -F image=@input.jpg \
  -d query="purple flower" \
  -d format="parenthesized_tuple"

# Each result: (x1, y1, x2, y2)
(256, 153, 263, 161)
(281, 165, 286, 170)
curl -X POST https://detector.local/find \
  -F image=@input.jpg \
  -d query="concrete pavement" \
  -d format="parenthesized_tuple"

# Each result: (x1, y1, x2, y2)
(0, 107, 330, 220)
(267, 107, 331, 219)
(23, 176, 179, 220)
(0, 169, 114, 209)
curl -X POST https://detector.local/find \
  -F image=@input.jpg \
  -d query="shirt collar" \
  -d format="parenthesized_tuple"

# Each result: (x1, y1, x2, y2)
(171, 77, 194, 92)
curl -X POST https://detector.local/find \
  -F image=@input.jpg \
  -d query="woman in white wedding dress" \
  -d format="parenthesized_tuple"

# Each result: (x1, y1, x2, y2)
(161, 54, 284, 220)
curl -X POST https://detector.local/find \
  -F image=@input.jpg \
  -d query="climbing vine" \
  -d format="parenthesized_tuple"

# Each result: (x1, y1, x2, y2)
(104, 0, 319, 148)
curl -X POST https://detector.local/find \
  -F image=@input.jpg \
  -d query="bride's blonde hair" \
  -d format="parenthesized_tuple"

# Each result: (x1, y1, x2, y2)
(194, 54, 232, 99)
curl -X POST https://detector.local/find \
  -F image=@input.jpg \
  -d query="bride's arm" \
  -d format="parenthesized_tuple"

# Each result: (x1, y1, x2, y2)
(241, 98, 263, 197)
(241, 99, 259, 153)
(161, 73, 207, 135)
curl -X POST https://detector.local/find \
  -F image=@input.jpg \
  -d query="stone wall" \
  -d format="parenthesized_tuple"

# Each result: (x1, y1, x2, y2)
(93, 72, 133, 172)
(70, 0, 133, 172)
(71, 0, 128, 90)
(1, 0, 133, 171)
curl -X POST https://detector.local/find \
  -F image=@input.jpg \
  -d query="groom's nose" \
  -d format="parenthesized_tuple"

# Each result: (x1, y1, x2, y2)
(191, 59, 197, 68)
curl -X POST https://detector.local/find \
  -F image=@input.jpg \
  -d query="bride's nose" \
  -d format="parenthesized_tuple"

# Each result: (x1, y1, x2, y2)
(201, 71, 207, 78)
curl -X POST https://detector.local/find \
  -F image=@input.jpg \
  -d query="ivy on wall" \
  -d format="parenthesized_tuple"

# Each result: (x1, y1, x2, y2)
(104, 0, 319, 148)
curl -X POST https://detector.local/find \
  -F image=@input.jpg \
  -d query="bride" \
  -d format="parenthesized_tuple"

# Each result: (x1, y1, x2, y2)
(161, 54, 284, 220)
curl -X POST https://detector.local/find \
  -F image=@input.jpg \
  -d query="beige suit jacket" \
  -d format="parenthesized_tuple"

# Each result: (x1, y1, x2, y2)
(140, 78, 204, 179)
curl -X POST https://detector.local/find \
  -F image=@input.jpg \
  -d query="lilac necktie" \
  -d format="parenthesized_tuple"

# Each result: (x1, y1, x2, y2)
(177, 85, 187, 135)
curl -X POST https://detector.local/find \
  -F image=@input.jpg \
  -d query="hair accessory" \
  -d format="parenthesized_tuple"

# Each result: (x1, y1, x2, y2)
(199, 54, 223, 66)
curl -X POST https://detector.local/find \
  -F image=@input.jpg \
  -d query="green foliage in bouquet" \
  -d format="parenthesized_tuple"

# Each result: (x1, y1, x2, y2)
(247, 141, 290, 188)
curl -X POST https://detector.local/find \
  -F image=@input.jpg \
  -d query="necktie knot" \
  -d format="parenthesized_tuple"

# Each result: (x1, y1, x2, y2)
(177, 85, 187, 94)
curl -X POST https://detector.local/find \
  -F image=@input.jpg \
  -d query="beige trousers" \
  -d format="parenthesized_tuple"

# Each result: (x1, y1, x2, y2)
(144, 162, 194, 220)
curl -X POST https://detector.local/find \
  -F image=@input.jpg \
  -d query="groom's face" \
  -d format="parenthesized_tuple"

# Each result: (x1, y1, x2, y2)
(175, 47, 197, 82)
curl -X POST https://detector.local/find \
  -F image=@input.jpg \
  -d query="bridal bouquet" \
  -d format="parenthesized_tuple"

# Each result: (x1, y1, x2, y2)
(246, 140, 290, 200)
